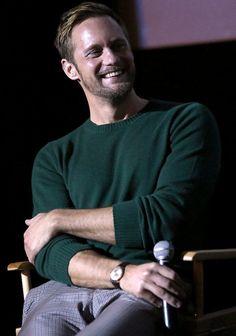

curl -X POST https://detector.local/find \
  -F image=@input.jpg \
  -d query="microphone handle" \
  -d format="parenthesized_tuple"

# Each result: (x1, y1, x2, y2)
(159, 260, 178, 330)
(163, 300, 177, 329)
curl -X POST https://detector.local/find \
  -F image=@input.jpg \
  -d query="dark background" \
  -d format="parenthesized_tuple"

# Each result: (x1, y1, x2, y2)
(2, 1, 236, 334)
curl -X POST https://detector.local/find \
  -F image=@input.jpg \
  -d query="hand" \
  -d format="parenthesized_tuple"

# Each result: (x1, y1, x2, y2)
(120, 262, 189, 308)
(24, 211, 59, 264)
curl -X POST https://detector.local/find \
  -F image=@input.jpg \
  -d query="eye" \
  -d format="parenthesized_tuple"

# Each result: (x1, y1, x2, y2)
(86, 47, 102, 58)
(112, 41, 127, 52)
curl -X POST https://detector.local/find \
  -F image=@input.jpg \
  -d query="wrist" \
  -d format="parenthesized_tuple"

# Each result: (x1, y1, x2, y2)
(119, 264, 137, 291)
(49, 209, 65, 233)
(110, 262, 129, 289)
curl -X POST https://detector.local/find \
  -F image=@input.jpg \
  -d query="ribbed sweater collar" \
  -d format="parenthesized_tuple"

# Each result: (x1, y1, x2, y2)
(82, 100, 153, 133)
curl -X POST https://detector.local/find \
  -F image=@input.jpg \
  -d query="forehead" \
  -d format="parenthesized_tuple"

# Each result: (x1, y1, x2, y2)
(71, 16, 127, 49)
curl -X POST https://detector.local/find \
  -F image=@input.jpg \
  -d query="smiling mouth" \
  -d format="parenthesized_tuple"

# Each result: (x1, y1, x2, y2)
(104, 70, 123, 78)
(99, 68, 124, 79)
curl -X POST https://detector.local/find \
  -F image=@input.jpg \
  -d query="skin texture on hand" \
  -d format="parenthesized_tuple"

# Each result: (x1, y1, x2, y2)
(120, 263, 189, 308)
(24, 212, 59, 263)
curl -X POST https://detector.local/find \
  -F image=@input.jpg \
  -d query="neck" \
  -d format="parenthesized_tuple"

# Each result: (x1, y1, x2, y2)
(87, 90, 148, 125)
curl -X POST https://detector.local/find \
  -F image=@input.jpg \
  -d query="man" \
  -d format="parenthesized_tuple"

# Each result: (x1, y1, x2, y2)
(21, 2, 221, 335)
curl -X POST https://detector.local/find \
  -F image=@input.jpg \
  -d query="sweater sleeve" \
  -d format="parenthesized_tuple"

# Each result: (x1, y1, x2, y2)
(113, 103, 221, 253)
(31, 145, 93, 284)
(35, 234, 91, 285)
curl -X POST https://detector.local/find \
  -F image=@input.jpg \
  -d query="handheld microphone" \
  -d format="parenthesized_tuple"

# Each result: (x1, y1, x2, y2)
(153, 240, 178, 330)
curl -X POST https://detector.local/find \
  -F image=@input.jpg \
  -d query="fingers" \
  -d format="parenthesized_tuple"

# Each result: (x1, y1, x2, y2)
(154, 262, 187, 289)
(144, 277, 183, 308)
(23, 213, 47, 263)
(123, 263, 189, 308)
(141, 288, 163, 308)
(153, 264, 189, 304)
(25, 219, 32, 227)
(25, 212, 44, 226)
(152, 263, 189, 297)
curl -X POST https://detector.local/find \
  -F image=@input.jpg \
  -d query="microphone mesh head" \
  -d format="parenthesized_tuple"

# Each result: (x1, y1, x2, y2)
(153, 240, 174, 262)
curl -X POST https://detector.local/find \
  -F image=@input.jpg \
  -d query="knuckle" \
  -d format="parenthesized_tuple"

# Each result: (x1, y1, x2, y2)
(167, 268, 176, 280)
(157, 287, 165, 298)
(137, 279, 146, 293)
(165, 278, 172, 288)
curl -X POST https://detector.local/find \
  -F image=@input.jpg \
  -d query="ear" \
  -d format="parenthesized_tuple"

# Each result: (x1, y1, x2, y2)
(61, 59, 80, 81)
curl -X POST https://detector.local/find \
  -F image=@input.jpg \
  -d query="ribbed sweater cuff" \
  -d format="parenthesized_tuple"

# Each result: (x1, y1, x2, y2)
(35, 234, 92, 285)
(113, 200, 143, 248)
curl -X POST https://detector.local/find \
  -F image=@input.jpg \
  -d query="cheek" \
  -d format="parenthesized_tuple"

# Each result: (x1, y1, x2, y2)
(84, 59, 101, 75)
(123, 51, 134, 64)
(74, 54, 98, 72)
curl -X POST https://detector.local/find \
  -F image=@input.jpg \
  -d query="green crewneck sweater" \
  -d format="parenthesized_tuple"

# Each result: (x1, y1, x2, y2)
(33, 99, 221, 284)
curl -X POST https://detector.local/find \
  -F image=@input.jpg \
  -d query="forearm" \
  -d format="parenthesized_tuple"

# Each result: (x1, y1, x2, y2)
(34, 234, 93, 284)
(69, 250, 188, 309)
(53, 207, 115, 244)
(68, 249, 120, 288)
(24, 207, 115, 265)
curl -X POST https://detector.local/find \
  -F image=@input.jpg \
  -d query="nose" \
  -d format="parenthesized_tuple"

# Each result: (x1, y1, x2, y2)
(103, 48, 118, 65)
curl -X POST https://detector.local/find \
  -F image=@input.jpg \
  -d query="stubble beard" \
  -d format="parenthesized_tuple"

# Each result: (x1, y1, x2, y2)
(80, 67, 136, 105)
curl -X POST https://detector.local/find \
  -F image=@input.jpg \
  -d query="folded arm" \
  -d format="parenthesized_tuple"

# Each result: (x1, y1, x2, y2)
(24, 207, 115, 263)
(25, 102, 221, 286)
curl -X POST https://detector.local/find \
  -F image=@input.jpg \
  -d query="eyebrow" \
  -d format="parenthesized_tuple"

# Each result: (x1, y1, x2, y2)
(83, 44, 102, 56)
(83, 37, 128, 55)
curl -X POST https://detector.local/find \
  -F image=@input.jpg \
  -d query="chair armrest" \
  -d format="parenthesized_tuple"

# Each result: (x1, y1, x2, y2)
(182, 248, 236, 261)
(7, 261, 34, 272)
(7, 261, 34, 299)
(181, 248, 236, 317)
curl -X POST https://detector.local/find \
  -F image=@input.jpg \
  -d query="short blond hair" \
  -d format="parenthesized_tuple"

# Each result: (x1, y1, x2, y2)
(54, 1, 129, 62)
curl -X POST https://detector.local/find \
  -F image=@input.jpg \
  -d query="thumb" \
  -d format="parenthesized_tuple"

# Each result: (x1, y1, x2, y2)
(25, 219, 31, 226)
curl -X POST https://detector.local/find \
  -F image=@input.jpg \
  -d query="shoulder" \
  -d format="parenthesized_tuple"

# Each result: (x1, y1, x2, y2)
(152, 98, 216, 123)
(148, 98, 212, 116)
(143, 98, 218, 129)
(33, 121, 88, 164)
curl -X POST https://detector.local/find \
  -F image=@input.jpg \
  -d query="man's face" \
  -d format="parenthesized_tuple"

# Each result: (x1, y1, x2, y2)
(70, 16, 135, 103)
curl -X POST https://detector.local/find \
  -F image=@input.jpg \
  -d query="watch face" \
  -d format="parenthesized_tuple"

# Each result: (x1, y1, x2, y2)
(110, 266, 123, 281)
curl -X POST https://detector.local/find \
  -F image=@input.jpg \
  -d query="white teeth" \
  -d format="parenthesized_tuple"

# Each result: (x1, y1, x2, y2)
(104, 70, 122, 78)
